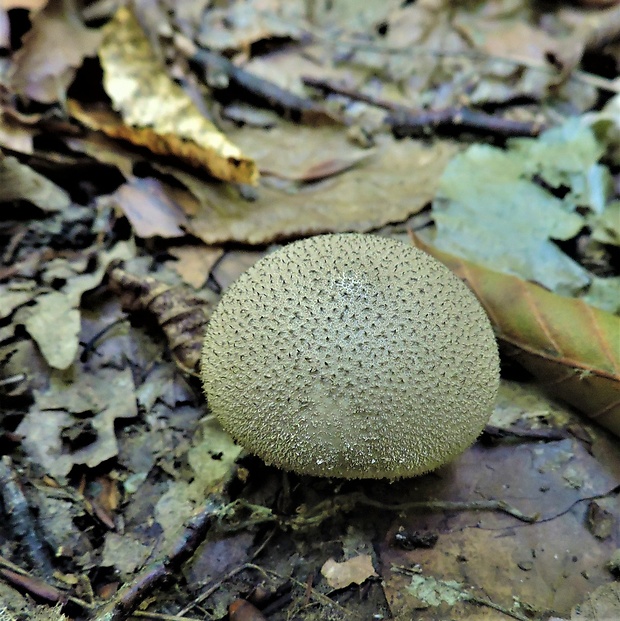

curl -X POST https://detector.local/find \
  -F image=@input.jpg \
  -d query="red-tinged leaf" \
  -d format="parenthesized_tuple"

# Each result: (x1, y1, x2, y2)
(411, 234, 620, 437)
(229, 599, 267, 621)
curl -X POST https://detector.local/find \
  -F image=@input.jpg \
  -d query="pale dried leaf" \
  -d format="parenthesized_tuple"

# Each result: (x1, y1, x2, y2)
(21, 292, 81, 370)
(0, 156, 70, 212)
(177, 132, 457, 244)
(102, 532, 151, 579)
(321, 555, 378, 589)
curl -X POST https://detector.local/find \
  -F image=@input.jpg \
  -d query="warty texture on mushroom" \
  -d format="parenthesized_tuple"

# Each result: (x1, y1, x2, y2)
(201, 233, 500, 479)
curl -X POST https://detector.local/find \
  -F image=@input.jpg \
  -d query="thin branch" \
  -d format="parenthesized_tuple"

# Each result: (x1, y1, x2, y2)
(303, 76, 545, 138)
(87, 494, 228, 621)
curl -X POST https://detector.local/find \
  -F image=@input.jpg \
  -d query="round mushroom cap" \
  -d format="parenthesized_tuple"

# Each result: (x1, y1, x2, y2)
(201, 234, 499, 479)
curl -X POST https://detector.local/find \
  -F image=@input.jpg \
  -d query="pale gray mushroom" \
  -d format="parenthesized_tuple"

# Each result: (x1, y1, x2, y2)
(201, 234, 499, 479)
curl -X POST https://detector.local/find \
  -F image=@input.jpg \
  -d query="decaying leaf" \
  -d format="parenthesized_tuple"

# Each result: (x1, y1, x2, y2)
(112, 177, 188, 239)
(197, 0, 303, 52)
(102, 532, 151, 580)
(71, 6, 258, 185)
(570, 581, 620, 620)
(107, 265, 216, 376)
(413, 235, 620, 437)
(175, 132, 457, 244)
(405, 574, 467, 608)
(20, 291, 81, 370)
(14, 242, 134, 370)
(16, 366, 138, 477)
(380, 379, 620, 619)
(432, 118, 607, 296)
(154, 417, 242, 545)
(591, 201, 620, 246)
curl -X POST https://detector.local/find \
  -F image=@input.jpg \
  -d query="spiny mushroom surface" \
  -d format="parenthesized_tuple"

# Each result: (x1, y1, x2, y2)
(201, 233, 499, 479)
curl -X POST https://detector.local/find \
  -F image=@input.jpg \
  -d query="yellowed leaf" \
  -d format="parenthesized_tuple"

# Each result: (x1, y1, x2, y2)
(89, 7, 257, 185)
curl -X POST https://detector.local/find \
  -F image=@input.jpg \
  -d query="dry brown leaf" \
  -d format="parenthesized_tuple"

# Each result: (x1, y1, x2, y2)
(10, 0, 102, 103)
(261, 149, 374, 182)
(79, 6, 257, 185)
(172, 131, 456, 244)
(412, 235, 620, 437)
(113, 178, 188, 239)
(168, 245, 224, 289)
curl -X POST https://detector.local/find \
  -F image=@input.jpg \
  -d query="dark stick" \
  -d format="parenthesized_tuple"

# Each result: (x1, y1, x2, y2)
(387, 107, 545, 139)
(302, 76, 545, 138)
(88, 494, 227, 621)
(189, 48, 341, 126)
(482, 424, 569, 443)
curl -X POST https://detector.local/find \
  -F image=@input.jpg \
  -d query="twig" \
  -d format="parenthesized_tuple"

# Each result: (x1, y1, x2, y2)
(302, 75, 404, 111)
(176, 561, 356, 620)
(482, 424, 568, 443)
(296, 493, 540, 526)
(132, 611, 202, 620)
(0, 374, 25, 389)
(87, 494, 228, 621)
(219, 491, 538, 535)
(86, 480, 535, 620)
(302, 76, 544, 138)
(80, 318, 127, 362)
(389, 106, 544, 138)
(0, 568, 66, 604)
(174, 36, 341, 126)
(176, 562, 269, 617)
(0, 557, 92, 611)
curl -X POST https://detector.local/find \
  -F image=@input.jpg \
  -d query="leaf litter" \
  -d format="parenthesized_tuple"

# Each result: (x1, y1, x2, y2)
(0, 1, 619, 620)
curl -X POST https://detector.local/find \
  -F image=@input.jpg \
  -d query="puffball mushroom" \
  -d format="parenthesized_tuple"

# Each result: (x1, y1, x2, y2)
(201, 234, 499, 479)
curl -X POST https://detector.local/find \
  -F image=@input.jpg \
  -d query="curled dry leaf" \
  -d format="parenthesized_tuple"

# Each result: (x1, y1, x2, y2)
(412, 235, 620, 437)
(106, 265, 212, 376)
(70, 7, 257, 185)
